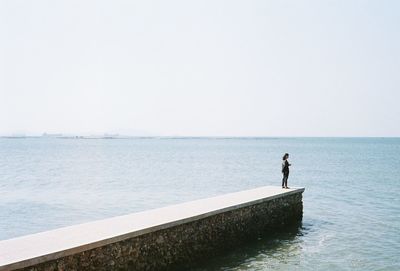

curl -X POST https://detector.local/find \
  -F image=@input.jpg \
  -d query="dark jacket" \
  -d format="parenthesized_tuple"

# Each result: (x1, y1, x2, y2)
(282, 160, 290, 173)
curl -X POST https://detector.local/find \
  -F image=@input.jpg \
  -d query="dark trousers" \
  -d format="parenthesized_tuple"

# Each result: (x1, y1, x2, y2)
(282, 171, 289, 187)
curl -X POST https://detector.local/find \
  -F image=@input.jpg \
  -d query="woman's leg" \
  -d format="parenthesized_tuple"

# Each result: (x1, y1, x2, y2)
(285, 172, 289, 188)
(282, 172, 289, 188)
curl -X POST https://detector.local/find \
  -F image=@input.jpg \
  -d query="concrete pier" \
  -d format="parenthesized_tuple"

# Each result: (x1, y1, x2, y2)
(0, 186, 304, 271)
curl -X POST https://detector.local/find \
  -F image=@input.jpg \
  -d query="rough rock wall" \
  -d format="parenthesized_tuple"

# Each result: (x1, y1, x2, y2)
(19, 192, 303, 271)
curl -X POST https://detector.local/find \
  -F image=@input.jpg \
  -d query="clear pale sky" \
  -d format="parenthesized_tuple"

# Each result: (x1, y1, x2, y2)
(1, 0, 399, 137)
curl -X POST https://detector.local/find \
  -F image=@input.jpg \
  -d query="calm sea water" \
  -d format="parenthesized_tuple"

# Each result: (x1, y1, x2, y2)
(0, 137, 399, 270)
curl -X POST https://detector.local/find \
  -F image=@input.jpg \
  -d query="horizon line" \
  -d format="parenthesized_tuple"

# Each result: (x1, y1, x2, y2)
(1, 135, 399, 139)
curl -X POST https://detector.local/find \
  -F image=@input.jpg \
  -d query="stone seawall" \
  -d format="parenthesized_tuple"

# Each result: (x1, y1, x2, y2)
(0, 186, 304, 271)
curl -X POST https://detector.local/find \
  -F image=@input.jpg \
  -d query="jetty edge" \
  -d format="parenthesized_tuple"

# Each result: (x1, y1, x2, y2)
(0, 186, 305, 271)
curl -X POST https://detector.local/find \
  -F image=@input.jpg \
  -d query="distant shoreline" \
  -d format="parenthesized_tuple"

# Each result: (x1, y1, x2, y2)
(1, 136, 399, 139)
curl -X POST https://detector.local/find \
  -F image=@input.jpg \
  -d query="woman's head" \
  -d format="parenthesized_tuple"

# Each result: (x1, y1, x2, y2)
(283, 153, 289, 160)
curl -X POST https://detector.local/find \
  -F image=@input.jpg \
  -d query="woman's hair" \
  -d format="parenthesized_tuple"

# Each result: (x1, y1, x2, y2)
(282, 153, 289, 160)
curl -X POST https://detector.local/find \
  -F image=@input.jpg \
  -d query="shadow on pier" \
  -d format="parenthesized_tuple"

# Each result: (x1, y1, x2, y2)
(190, 221, 306, 271)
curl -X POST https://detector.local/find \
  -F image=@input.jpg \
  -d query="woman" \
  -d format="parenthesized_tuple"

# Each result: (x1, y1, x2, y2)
(282, 153, 291, 189)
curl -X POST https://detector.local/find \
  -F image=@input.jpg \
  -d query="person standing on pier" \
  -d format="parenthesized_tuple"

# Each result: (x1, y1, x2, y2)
(282, 153, 291, 189)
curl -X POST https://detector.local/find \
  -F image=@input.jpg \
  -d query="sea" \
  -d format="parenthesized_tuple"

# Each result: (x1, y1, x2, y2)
(0, 137, 399, 270)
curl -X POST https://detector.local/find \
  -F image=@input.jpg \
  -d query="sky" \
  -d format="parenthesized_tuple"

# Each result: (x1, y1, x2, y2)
(1, 0, 399, 137)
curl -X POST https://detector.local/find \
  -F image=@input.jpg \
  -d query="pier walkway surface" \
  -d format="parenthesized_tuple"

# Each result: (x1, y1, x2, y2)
(0, 186, 304, 271)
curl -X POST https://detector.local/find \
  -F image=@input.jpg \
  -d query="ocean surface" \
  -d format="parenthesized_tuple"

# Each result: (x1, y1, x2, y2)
(0, 137, 399, 270)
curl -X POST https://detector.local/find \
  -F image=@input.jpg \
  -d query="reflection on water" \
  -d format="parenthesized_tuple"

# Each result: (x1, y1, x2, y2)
(193, 221, 305, 271)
